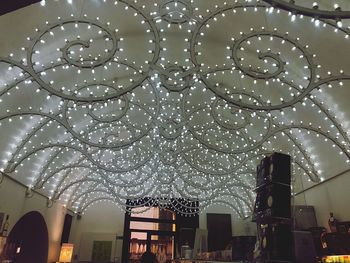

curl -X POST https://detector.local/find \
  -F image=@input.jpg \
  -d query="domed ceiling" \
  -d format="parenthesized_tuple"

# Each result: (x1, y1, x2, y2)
(0, 0, 350, 217)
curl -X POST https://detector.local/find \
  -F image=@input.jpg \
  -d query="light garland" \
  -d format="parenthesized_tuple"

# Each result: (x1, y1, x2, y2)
(0, 0, 349, 217)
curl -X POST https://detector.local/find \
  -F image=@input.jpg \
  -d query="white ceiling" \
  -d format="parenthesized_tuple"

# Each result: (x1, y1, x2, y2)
(0, 0, 350, 217)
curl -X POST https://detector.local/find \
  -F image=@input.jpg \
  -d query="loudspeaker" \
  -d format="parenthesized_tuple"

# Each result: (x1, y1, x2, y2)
(254, 183, 291, 220)
(259, 223, 293, 262)
(256, 157, 269, 187)
(293, 205, 318, 230)
(293, 231, 317, 263)
(256, 152, 291, 188)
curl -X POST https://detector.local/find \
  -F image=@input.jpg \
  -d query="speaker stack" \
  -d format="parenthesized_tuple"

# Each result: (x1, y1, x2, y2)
(254, 152, 293, 262)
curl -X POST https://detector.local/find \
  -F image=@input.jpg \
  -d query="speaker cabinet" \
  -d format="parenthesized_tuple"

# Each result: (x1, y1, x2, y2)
(231, 236, 256, 261)
(256, 157, 269, 187)
(255, 183, 291, 221)
(293, 231, 317, 263)
(259, 223, 293, 262)
(293, 206, 317, 230)
(256, 152, 291, 188)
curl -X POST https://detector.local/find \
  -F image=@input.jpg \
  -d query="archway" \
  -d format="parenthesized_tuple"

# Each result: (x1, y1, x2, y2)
(1, 211, 49, 263)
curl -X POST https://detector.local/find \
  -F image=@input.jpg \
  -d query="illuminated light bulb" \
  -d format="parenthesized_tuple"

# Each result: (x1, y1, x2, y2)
(291, 14, 296, 22)
(337, 20, 343, 28)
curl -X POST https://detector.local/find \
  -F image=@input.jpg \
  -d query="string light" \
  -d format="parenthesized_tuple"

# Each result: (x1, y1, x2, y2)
(0, 0, 349, 216)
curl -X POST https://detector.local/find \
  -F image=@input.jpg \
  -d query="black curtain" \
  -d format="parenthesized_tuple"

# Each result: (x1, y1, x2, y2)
(207, 213, 232, 251)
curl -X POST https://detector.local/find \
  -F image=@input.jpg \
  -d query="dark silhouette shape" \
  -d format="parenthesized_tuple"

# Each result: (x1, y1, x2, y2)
(1, 211, 48, 263)
(140, 248, 156, 263)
